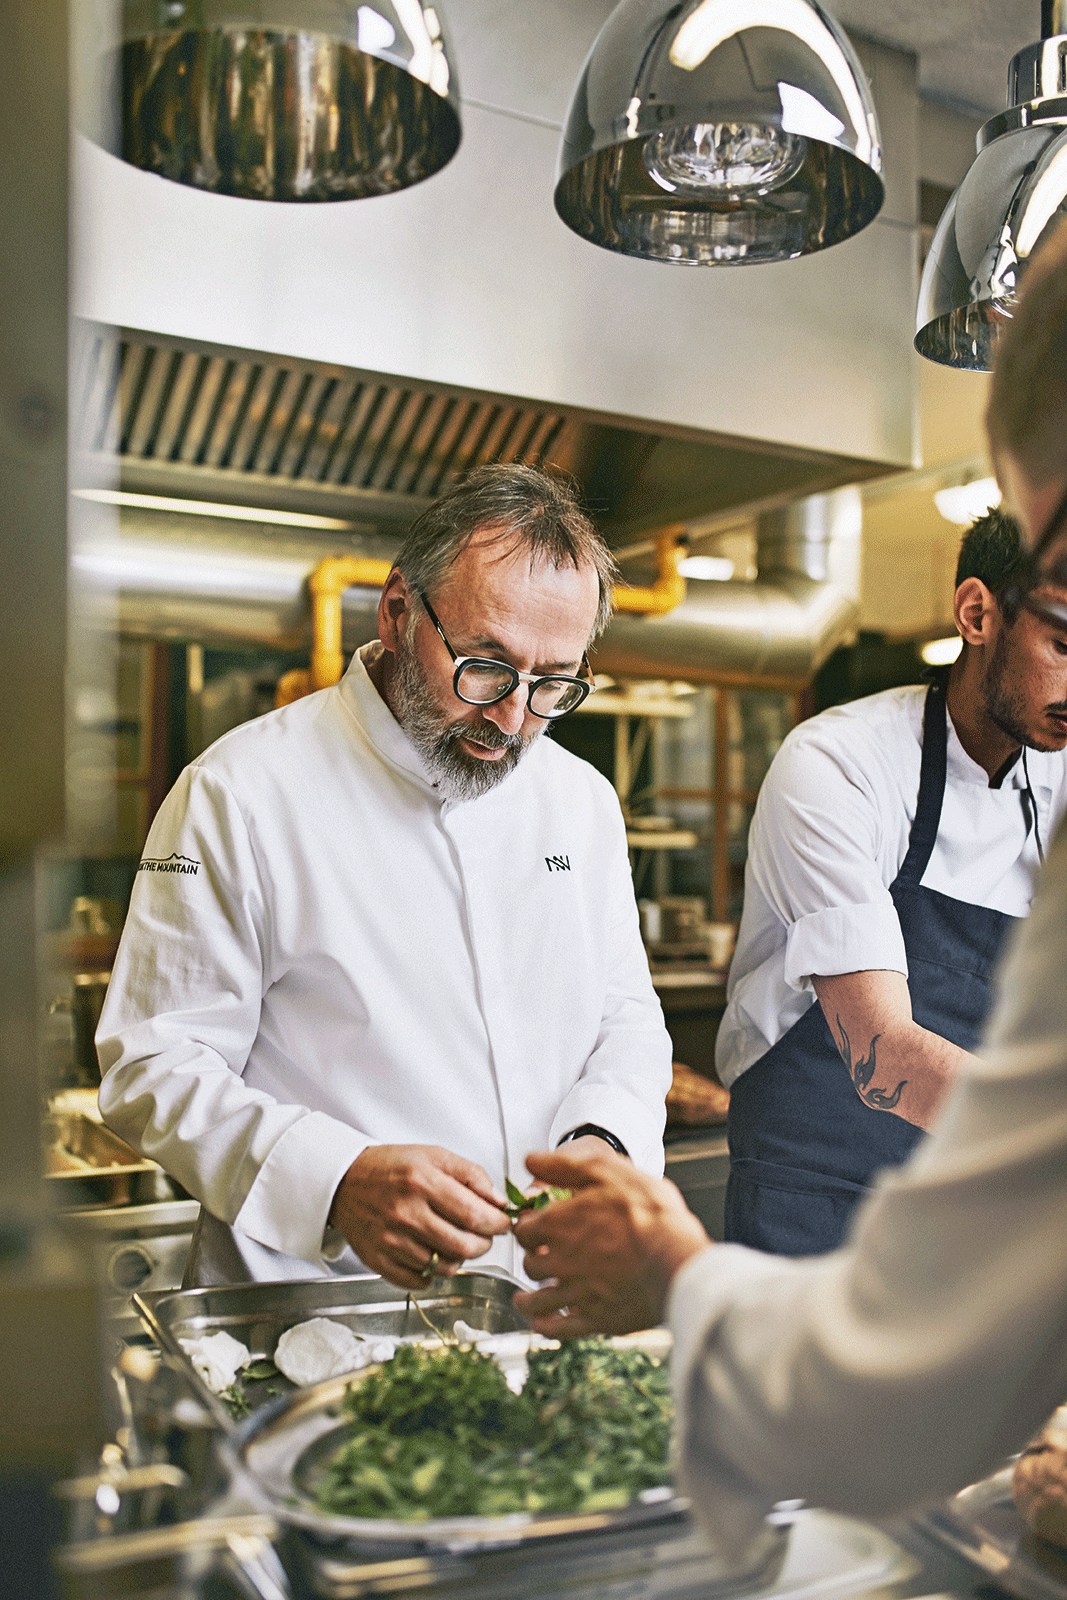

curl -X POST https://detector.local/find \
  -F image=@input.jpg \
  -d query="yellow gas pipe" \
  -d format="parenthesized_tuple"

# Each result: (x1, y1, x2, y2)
(275, 535, 687, 706)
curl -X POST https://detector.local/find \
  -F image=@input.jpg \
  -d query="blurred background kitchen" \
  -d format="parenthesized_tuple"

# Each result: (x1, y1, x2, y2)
(3, 0, 1056, 1593)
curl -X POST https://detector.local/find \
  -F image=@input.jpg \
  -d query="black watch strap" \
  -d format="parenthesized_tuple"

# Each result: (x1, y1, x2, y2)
(557, 1123, 629, 1157)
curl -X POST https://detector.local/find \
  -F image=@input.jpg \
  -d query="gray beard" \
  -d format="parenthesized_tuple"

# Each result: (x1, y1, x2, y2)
(391, 634, 542, 801)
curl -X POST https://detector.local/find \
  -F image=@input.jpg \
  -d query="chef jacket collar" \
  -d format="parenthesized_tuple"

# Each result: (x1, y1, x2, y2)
(339, 642, 445, 797)
(944, 696, 1057, 797)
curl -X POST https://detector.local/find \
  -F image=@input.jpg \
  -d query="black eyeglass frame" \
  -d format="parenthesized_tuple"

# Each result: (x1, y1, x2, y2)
(1002, 477, 1067, 632)
(416, 589, 595, 719)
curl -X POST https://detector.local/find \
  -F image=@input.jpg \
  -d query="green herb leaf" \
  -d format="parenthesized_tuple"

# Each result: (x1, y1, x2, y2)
(311, 1339, 671, 1521)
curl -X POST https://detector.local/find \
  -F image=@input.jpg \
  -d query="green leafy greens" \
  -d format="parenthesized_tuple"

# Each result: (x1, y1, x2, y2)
(310, 1339, 672, 1521)
(503, 1177, 570, 1220)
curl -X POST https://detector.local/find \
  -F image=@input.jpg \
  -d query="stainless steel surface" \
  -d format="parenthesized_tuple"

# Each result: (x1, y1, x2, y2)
(72, 970, 109, 1085)
(44, 1106, 183, 1208)
(71, 321, 895, 552)
(276, 1502, 912, 1600)
(62, 1198, 199, 1335)
(113, 0, 461, 201)
(921, 1465, 1067, 1600)
(595, 492, 861, 682)
(915, 10, 1067, 370)
(76, 15, 919, 484)
(74, 352, 864, 677)
(665, 1129, 730, 1241)
(134, 1271, 530, 1430)
(554, 0, 884, 264)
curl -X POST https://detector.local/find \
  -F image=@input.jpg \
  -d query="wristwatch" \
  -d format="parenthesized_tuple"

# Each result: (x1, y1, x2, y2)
(557, 1123, 629, 1157)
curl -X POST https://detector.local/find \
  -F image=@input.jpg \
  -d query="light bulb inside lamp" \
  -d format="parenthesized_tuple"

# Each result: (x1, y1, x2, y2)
(643, 122, 807, 197)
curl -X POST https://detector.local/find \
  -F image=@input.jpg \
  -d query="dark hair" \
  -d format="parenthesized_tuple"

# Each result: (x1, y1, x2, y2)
(955, 506, 1028, 621)
(391, 463, 618, 639)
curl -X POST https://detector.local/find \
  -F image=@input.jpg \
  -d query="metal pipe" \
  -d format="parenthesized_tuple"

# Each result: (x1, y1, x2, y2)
(1042, 0, 1067, 40)
(89, 489, 860, 687)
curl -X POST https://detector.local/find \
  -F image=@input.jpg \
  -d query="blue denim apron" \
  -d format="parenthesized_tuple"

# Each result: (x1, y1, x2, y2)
(724, 678, 1021, 1256)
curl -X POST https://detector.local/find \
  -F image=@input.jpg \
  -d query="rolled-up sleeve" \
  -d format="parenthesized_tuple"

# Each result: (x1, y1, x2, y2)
(747, 731, 908, 989)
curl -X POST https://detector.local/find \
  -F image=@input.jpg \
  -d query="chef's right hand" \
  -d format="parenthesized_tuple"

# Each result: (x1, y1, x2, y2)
(327, 1144, 511, 1289)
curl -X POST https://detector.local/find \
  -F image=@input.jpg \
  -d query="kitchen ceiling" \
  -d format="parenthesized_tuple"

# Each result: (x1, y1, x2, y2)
(832, 0, 1038, 118)
(77, 4, 1042, 575)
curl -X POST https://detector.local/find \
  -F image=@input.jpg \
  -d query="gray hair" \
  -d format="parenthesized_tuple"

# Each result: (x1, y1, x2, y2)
(391, 463, 618, 639)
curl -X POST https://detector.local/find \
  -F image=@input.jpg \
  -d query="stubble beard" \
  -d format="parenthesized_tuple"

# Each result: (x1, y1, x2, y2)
(983, 626, 1067, 753)
(391, 629, 543, 800)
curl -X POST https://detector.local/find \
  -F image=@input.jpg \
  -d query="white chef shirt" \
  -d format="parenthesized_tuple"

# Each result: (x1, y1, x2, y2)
(669, 814, 1067, 1562)
(97, 643, 672, 1282)
(716, 685, 1067, 1088)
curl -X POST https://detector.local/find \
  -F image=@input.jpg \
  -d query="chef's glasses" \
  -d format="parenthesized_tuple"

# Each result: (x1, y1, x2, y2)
(417, 590, 595, 718)
(1003, 477, 1067, 632)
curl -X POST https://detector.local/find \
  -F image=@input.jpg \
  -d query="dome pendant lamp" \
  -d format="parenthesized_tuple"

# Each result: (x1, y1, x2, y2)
(116, 0, 461, 202)
(915, 0, 1067, 370)
(553, 0, 884, 265)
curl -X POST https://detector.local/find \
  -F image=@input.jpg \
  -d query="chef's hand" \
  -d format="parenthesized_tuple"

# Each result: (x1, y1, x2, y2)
(512, 1147, 711, 1339)
(328, 1144, 510, 1290)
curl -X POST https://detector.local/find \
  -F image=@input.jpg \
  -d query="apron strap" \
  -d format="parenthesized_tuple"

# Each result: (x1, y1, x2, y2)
(894, 676, 948, 889)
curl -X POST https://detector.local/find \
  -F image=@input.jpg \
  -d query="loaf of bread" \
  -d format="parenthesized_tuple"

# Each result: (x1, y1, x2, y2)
(666, 1062, 730, 1126)
(1012, 1407, 1067, 1547)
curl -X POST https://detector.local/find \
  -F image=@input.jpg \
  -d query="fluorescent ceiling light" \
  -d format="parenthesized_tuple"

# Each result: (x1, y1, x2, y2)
(921, 636, 963, 666)
(677, 555, 735, 580)
(73, 488, 356, 532)
(933, 478, 1001, 526)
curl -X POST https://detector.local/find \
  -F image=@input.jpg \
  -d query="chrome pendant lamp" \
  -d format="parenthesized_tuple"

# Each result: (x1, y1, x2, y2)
(915, 1, 1067, 370)
(116, 0, 461, 201)
(554, 0, 884, 265)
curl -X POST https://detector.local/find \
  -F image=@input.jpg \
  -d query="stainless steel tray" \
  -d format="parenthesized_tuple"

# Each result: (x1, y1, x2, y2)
(234, 1358, 686, 1555)
(133, 1272, 532, 1430)
(921, 1465, 1067, 1600)
(44, 1106, 182, 1207)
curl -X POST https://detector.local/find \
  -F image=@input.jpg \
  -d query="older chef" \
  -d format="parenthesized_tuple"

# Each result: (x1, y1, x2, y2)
(513, 221, 1067, 1559)
(97, 463, 673, 1288)
(718, 503, 1067, 1256)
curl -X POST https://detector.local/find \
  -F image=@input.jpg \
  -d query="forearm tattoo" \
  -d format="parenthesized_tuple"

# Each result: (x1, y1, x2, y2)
(834, 1016, 907, 1110)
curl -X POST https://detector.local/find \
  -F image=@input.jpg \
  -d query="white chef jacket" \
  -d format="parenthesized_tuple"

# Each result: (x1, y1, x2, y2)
(716, 684, 1067, 1088)
(670, 813, 1067, 1561)
(97, 643, 672, 1283)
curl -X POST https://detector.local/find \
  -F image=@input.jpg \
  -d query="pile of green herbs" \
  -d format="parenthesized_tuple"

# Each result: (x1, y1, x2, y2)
(311, 1338, 672, 1521)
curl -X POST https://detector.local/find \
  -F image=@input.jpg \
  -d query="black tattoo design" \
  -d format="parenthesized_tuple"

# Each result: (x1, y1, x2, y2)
(834, 1016, 907, 1110)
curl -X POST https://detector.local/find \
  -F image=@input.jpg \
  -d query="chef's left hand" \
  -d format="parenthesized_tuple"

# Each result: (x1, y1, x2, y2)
(512, 1146, 711, 1338)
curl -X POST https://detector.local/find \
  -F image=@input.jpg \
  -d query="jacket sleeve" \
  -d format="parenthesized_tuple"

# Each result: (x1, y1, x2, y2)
(547, 789, 673, 1176)
(96, 764, 366, 1264)
(669, 818, 1067, 1561)
(745, 724, 909, 990)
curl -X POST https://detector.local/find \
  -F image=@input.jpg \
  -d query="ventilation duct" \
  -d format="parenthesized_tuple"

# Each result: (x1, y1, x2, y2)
(593, 489, 862, 681)
(78, 488, 861, 683)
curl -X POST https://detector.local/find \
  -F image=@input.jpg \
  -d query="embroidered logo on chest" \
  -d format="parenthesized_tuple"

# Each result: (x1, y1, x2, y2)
(545, 854, 571, 872)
